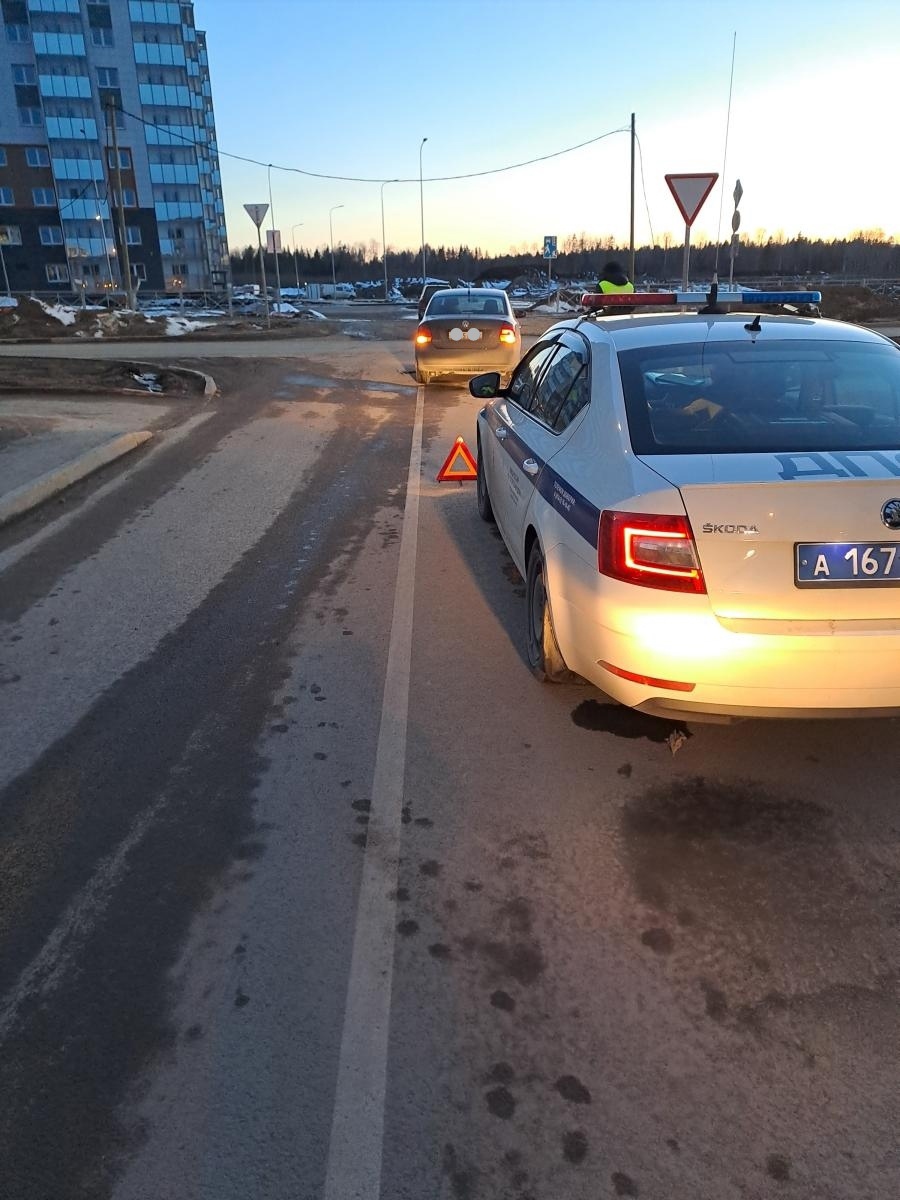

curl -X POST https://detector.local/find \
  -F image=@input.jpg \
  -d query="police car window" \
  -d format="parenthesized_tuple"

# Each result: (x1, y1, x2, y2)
(508, 341, 560, 413)
(553, 364, 590, 432)
(530, 346, 587, 430)
(618, 340, 900, 455)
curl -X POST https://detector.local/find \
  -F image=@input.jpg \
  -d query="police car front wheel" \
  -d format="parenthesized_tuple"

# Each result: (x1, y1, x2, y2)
(525, 542, 573, 683)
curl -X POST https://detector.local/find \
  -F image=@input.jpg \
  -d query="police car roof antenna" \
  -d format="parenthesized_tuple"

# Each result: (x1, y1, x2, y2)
(744, 313, 762, 333)
(699, 278, 724, 315)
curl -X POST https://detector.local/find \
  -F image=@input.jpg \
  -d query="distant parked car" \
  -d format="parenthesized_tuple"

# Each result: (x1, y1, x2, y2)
(417, 282, 451, 319)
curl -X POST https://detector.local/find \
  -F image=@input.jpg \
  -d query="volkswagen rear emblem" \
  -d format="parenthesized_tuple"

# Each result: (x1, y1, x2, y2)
(881, 499, 900, 529)
(461, 320, 470, 331)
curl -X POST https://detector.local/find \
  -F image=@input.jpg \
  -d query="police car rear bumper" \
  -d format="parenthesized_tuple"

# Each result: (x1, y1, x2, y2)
(547, 542, 900, 720)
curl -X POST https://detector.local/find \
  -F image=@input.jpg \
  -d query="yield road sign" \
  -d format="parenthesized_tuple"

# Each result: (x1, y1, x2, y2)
(664, 173, 718, 228)
(244, 203, 269, 229)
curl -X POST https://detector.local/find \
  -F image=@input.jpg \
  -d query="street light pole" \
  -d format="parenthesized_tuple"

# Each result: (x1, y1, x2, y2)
(329, 204, 343, 293)
(419, 137, 428, 285)
(380, 179, 398, 301)
(267, 163, 282, 310)
(291, 222, 303, 293)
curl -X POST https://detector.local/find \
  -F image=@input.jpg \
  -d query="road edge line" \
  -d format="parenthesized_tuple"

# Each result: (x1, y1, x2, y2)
(322, 386, 425, 1200)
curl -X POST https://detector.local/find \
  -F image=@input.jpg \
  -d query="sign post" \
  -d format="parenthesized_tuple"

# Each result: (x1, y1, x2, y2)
(244, 202, 271, 328)
(664, 173, 719, 290)
(729, 178, 743, 287)
(543, 234, 558, 310)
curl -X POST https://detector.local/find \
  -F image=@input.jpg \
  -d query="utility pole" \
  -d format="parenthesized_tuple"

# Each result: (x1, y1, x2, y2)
(106, 99, 135, 309)
(629, 112, 636, 285)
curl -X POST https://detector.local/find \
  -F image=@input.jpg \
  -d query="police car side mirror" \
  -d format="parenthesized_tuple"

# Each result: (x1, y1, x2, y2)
(469, 371, 503, 399)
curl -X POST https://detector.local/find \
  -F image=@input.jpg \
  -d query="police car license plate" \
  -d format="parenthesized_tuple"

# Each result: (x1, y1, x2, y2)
(795, 542, 900, 586)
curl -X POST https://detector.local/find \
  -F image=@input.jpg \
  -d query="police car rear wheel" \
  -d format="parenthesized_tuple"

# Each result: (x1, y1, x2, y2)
(526, 543, 572, 683)
(476, 436, 494, 523)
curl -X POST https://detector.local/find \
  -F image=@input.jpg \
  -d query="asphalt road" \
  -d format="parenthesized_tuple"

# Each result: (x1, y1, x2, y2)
(1, 323, 899, 1200)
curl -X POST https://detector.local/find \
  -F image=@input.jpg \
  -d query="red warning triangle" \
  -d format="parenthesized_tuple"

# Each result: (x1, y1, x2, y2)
(436, 436, 477, 482)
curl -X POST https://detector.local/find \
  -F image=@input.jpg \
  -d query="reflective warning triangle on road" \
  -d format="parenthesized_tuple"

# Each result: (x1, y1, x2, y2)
(436, 436, 477, 482)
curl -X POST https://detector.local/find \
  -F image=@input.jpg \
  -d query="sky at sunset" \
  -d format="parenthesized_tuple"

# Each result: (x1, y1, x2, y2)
(197, 0, 899, 258)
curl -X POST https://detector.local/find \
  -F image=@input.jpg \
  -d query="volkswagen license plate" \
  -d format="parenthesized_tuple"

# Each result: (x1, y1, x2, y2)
(795, 542, 900, 586)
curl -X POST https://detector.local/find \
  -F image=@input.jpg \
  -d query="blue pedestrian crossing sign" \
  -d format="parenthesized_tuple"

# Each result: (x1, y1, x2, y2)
(542, 235, 557, 260)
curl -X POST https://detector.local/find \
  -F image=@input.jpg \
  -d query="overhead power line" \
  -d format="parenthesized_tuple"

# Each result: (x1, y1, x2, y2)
(115, 104, 629, 184)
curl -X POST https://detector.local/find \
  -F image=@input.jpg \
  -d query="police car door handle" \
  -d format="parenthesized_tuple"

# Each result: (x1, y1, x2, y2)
(523, 459, 540, 476)
(495, 427, 508, 440)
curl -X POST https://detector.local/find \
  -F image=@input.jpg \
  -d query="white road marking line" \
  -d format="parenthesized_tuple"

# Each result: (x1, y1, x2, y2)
(322, 387, 424, 1200)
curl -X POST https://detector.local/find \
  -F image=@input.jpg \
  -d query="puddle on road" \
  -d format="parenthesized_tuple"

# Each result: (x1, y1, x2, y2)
(283, 371, 416, 394)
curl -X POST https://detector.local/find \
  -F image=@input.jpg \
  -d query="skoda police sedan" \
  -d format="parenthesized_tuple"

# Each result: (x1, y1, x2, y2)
(472, 294, 900, 719)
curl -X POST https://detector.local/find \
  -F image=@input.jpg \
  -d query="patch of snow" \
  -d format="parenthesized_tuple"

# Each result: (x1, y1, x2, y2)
(37, 299, 77, 325)
(533, 301, 580, 314)
(304, 308, 328, 321)
(165, 316, 213, 337)
(0, 296, 18, 309)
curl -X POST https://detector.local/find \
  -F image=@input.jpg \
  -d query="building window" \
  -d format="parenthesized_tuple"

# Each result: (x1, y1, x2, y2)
(171, 261, 186, 275)
(130, 262, 146, 281)
(113, 187, 136, 207)
(91, 26, 113, 46)
(0, 188, 14, 205)
(125, 226, 141, 244)
(46, 263, 69, 283)
(25, 147, 51, 167)
(107, 148, 131, 169)
(6, 24, 30, 43)
(40, 225, 64, 245)
(96, 67, 119, 87)
(32, 188, 56, 206)
(0, 148, 6, 167)
(0, 225, 22, 245)
(12, 64, 36, 85)
(19, 107, 43, 126)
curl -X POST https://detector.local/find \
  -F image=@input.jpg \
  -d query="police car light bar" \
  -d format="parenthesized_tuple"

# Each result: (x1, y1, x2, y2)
(581, 290, 822, 308)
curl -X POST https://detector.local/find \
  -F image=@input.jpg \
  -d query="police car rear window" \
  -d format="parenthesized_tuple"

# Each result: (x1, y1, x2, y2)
(617, 340, 900, 455)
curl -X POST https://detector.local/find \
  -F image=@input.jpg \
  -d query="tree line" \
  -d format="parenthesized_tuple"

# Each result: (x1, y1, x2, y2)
(230, 231, 900, 288)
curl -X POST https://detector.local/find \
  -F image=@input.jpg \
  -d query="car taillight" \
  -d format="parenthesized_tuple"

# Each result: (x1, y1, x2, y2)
(499, 324, 517, 344)
(598, 510, 706, 594)
(415, 326, 432, 345)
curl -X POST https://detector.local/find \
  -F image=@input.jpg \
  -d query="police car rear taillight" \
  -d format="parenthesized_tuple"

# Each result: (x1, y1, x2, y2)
(599, 510, 706, 594)
(499, 324, 517, 344)
(415, 326, 432, 345)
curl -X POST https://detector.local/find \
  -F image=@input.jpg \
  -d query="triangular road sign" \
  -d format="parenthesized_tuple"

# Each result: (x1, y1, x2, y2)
(664, 173, 718, 227)
(436, 436, 477, 482)
(243, 202, 269, 229)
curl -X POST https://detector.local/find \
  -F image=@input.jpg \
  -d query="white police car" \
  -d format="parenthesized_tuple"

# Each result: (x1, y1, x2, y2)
(472, 289, 900, 719)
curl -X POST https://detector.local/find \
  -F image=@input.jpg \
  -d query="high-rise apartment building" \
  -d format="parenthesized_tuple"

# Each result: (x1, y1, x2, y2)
(0, 0, 228, 295)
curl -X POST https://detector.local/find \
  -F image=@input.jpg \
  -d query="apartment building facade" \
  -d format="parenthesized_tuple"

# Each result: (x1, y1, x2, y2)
(0, 0, 228, 295)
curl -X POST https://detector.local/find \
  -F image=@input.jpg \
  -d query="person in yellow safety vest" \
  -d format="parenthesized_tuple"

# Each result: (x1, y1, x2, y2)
(597, 260, 635, 295)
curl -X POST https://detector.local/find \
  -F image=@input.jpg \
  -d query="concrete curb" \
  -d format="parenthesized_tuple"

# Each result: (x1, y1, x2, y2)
(0, 429, 152, 527)
(125, 360, 218, 397)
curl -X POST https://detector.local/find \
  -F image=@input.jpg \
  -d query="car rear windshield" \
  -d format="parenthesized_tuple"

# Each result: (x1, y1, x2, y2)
(618, 339, 900, 454)
(426, 293, 507, 317)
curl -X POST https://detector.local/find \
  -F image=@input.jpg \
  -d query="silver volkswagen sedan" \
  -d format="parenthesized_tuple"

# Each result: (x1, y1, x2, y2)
(414, 287, 521, 385)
